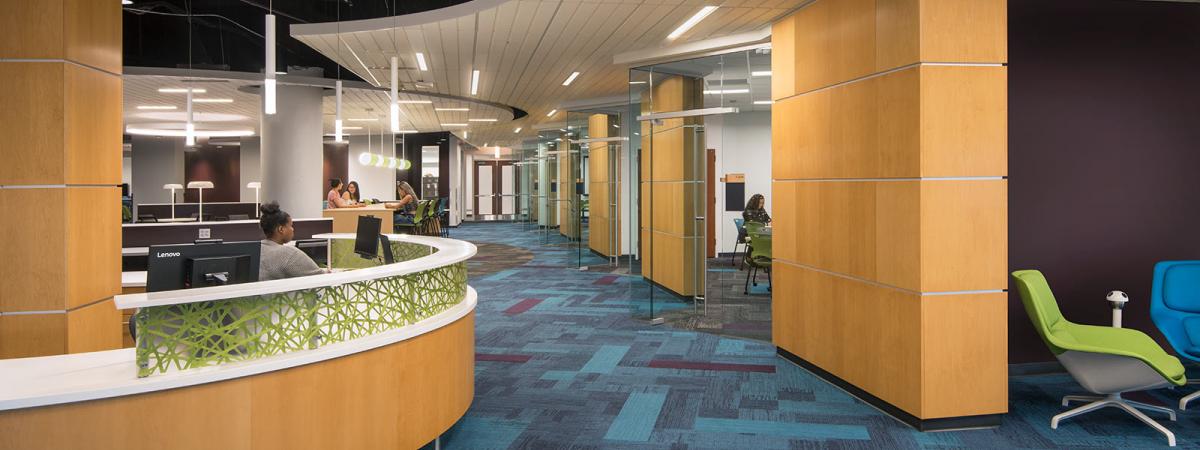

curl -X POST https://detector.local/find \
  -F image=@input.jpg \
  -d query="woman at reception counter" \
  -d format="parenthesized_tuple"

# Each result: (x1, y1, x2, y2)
(327, 178, 363, 209)
(259, 202, 327, 280)
(341, 180, 362, 205)
(386, 181, 419, 224)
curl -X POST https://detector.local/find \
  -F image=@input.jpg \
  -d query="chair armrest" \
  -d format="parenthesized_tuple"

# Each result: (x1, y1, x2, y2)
(1050, 324, 1187, 385)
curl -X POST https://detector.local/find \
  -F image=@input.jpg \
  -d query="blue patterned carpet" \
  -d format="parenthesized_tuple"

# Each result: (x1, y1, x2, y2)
(429, 222, 1199, 449)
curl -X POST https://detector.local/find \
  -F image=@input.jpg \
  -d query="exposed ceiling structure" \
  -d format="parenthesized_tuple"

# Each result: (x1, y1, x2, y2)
(291, 0, 804, 147)
(122, 70, 515, 138)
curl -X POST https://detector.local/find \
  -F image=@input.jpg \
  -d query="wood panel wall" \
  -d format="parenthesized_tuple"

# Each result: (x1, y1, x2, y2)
(639, 76, 704, 297)
(771, 0, 1008, 421)
(0, 0, 123, 358)
(587, 114, 620, 257)
(0, 311, 475, 450)
(558, 141, 579, 239)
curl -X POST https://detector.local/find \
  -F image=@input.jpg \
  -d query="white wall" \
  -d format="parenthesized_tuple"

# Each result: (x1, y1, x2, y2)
(448, 136, 463, 226)
(346, 134, 397, 202)
(239, 137, 262, 203)
(707, 110, 772, 254)
(130, 136, 185, 208)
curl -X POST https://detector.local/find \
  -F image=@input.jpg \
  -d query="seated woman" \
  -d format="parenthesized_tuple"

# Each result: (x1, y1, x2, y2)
(385, 181, 419, 225)
(743, 193, 771, 224)
(326, 178, 363, 209)
(258, 202, 327, 281)
(341, 180, 362, 205)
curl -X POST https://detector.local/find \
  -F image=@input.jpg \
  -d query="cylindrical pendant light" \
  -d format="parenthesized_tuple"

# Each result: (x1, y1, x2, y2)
(185, 90, 196, 147)
(334, 80, 344, 142)
(264, 13, 277, 115)
(390, 56, 400, 133)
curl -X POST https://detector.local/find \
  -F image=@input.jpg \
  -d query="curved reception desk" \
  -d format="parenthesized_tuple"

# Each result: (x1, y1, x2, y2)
(0, 234, 477, 450)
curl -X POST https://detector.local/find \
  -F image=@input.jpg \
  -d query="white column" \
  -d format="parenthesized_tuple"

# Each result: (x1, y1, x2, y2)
(261, 83, 324, 218)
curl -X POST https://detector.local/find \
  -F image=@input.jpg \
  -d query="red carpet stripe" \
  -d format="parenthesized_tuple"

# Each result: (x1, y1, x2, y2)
(593, 275, 619, 285)
(503, 298, 543, 315)
(476, 353, 533, 363)
(648, 359, 776, 373)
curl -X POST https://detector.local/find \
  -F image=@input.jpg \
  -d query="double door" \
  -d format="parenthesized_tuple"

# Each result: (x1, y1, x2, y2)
(474, 161, 516, 217)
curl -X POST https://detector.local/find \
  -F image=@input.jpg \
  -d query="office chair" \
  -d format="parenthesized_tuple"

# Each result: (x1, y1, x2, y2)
(741, 222, 766, 270)
(1013, 270, 1186, 446)
(137, 214, 158, 223)
(744, 230, 771, 295)
(1150, 260, 1200, 410)
(731, 218, 746, 267)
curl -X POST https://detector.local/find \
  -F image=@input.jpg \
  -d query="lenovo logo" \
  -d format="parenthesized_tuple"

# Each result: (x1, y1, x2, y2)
(156, 252, 181, 258)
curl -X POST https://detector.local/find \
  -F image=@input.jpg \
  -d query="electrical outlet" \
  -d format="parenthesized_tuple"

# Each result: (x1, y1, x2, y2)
(199, 228, 211, 239)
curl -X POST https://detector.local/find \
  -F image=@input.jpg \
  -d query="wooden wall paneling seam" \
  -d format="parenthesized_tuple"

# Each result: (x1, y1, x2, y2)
(918, 179, 1008, 292)
(66, 298, 121, 353)
(64, 0, 124, 75)
(918, 65, 1008, 177)
(66, 186, 122, 310)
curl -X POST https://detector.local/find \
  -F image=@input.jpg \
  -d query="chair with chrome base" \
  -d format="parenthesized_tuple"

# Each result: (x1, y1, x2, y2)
(1013, 270, 1186, 447)
(1150, 260, 1200, 410)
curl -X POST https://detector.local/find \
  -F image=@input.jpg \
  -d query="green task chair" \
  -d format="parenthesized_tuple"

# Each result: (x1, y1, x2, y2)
(1013, 270, 1186, 446)
(743, 231, 771, 295)
(741, 221, 766, 271)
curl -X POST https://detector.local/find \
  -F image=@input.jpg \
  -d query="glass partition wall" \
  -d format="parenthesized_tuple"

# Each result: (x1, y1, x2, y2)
(630, 47, 773, 337)
(565, 109, 625, 270)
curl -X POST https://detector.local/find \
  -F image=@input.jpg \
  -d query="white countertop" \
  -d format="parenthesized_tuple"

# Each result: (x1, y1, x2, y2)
(122, 217, 331, 228)
(114, 233, 475, 309)
(0, 288, 476, 412)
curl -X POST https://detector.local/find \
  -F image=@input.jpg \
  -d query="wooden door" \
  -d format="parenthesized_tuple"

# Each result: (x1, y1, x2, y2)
(706, 148, 716, 258)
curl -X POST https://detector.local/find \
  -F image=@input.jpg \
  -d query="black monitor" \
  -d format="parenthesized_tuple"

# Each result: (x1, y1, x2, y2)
(354, 215, 394, 264)
(147, 240, 260, 292)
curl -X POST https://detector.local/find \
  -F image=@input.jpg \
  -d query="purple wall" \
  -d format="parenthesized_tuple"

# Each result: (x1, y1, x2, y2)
(184, 145, 241, 202)
(1009, 0, 1200, 362)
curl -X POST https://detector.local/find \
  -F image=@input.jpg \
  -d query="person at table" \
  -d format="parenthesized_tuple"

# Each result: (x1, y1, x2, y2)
(743, 193, 771, 224)
(327, 178, 363, 208)
(386, 181, 419, 224)
(341, 180, 362, 205)
(258, 202, 326, 281)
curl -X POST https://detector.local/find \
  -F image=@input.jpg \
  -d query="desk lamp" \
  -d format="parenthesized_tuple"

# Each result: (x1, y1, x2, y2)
(162, 183, 184, 220)
(187, 181, 214, 222)
(246, 182, 262, 217)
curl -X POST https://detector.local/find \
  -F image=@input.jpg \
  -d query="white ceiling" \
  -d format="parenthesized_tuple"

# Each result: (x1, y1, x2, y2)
(122, 72, 515, 137)
(291, 0, 804, 147)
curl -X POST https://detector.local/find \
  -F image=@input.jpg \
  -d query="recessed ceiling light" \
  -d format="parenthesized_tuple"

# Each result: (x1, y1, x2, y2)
(342, 126, 364, 130)
(468, 118, 497, 122)
(436, 108, 470, 112)
(396, 100, 433, 104)
(751, 70, 772, 77)
(668, 6, 718, 40)
(192, 98, 233, 103)
(158, 88, 206, 94)
(703, 89, 750, 94)
(753, 100, 774, 105)
(547, 109, 558, 117)
(125, 127, 254, 138)
(562, 71, 580, 86)
(347, 118, 378, 122)
(514, 127, 522, 133)
(137, 105, 177, 110)
(470, 70, 480, 96)
(415, 53, 428, 71)
(441, 123, 468, 127)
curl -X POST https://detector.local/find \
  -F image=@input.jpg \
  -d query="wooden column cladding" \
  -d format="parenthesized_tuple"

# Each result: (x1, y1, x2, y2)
(770, 0, 1008, 423)
(587, 114, 620, 257)
(0, 0, 123, 357)
(639, 75, 704, 297)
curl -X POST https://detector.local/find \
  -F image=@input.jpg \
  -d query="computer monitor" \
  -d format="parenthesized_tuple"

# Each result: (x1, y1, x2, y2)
(147, 240, 260, 292)
(354, 215, 382, 258)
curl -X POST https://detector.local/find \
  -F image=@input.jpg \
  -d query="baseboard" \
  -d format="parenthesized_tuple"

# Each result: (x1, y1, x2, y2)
(1008, 361, 1065, 376)
(775, 347, 1003, 432)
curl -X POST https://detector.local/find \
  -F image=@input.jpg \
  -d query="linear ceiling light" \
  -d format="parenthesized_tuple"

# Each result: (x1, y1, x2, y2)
(468, 118, 497, 122)
(127, 128, 256, 138)
(703, 89, 750, 94)
(435, 107, 469, 112)
(415, 53, 428, 71)
(668, 6, 717, 40)
(441, 123, 468, 127)
(470, 70, 480, 96)
(628, 81, 646, 85)
(753, 100, 774, 105)
(397, 100, 433, 104)
(159, 88, 206, 94)
(264, 13, 276, 115)
(751, 70, 772, 77)
(342, 126, 363, 130)
(192, 98, 233, 103)
(562, 71, 580, 86)
(137, 105, 177, 110)
(397, 130, 418, 134)
(546, 109, 558, 117)
(347, 118, 377, 122)
(514, 127, 522, 133)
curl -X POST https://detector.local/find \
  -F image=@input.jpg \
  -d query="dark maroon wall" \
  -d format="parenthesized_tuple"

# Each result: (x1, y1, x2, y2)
(323, 142, 349, 198)
(1009, 0, 1200, 362)
(184, 145, 240, 202)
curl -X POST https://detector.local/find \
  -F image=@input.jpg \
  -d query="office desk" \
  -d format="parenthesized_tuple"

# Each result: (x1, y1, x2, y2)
(322, 204, 393, 233)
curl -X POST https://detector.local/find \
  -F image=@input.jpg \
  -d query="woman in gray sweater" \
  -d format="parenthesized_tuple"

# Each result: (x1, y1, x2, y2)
(258, 202, 326, 280)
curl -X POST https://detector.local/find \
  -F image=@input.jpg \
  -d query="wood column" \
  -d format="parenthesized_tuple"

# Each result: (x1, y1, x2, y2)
(640, 75, 704, 297)
(557, 140, 578, 239)
(587, 113, 619, 257)
(0, 0, 123, 358)
(770, 0, 1008, 426)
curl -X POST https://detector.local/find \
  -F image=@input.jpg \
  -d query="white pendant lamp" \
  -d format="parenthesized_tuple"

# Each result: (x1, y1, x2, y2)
(264, 12, 277, 115)
(334, 80, 344, 142)
(185, 90, 195, 147)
